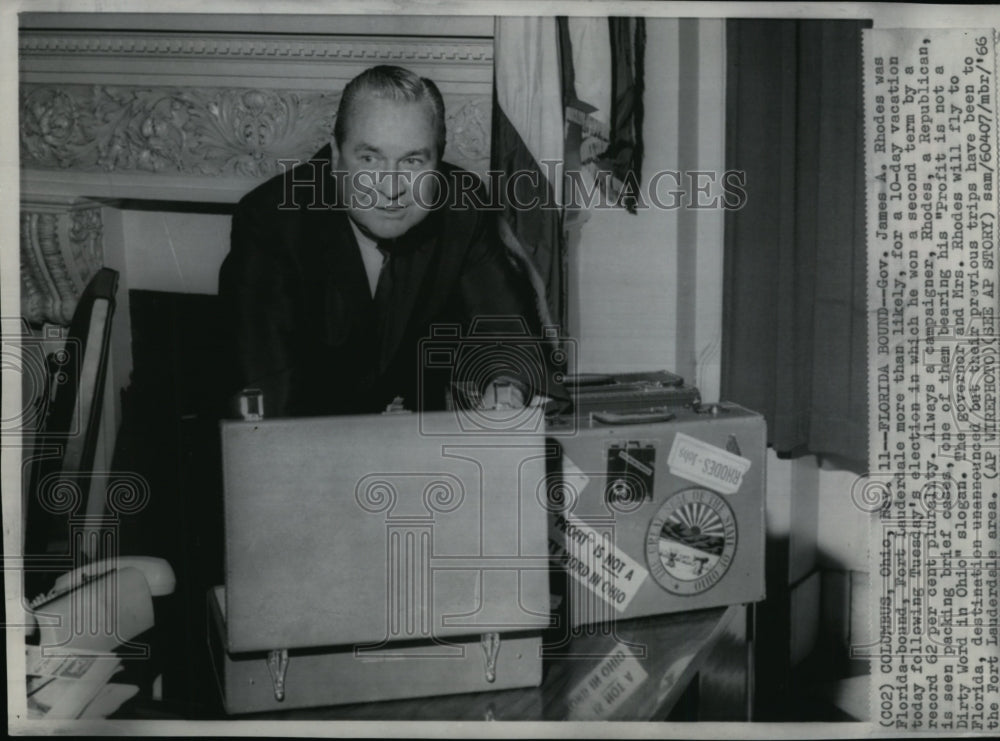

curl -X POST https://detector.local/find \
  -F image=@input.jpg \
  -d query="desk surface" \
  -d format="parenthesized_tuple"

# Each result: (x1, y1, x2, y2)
(240, 605, 747, 722)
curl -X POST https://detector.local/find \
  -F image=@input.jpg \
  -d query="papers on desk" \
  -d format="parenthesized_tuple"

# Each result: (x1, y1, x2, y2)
(26, 645, 138, 719)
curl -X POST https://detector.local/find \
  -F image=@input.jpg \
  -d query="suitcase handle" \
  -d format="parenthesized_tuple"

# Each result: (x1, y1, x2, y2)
(563, 373, 617, 387)
(591, 409, 676, 425)
(564, 371, 684, 388)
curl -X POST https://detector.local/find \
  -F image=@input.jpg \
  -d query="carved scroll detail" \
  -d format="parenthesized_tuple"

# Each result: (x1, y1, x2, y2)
(20, 204, 104, 326)
(21, 84, 492, 179)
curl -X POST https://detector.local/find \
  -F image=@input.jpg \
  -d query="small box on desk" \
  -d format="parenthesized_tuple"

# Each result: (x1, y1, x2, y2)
(545, 402, 767, 627)
(210, 410, 551, 714)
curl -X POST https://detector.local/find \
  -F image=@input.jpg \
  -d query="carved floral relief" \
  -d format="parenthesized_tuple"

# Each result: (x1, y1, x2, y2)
(20, 84, 492, 180)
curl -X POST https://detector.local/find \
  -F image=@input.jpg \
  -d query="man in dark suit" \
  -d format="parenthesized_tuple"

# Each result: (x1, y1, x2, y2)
(219, 65, 563, 417)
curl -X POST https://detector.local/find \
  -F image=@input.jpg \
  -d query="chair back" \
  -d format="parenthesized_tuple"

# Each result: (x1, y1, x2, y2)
(25, 268, 119, 567)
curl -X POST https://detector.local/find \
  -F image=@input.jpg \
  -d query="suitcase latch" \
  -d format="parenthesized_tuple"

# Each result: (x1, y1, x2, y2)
(267, 649, 289, 701)
(481, 632, 501, 683)
(238, 388, 264, 421)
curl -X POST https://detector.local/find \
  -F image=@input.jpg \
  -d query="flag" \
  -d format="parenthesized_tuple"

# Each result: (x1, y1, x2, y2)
(491, 16, 646, 328)
(561, 17, 646, 214)
(492, 16, 565, 328)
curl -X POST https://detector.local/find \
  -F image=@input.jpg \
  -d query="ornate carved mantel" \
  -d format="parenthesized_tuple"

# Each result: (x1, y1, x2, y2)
(20, 197, 105, 326)
(20, 83, 491, 188)
(19, 17, 495, 324)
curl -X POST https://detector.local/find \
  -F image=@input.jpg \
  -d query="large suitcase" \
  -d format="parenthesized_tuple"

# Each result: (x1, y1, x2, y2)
(210, 409, 551, 714)
(545, 402, 766, 627)
(563, 371, 702, 417)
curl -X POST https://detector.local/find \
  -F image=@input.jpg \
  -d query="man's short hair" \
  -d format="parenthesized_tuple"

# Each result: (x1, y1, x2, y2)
(334, 65, 447, 159)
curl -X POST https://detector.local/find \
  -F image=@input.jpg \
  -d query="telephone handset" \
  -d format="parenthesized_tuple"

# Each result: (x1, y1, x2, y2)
(29, 556, 175, 611)
(26, 557, 175, 648)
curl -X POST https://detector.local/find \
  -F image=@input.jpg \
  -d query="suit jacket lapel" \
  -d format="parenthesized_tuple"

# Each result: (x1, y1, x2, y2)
(329, 210, 373, 307)
(379, 232, 436, 374)
(306, 198, 373, 348)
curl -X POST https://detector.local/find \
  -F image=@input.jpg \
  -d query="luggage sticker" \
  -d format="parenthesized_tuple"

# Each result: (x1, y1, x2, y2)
(666, 432, 751, 495)
(605, 442, 656, 506)
(566, 642, 649, 720)
(550, 513, 649, 612)
(645, 488, 738, 595)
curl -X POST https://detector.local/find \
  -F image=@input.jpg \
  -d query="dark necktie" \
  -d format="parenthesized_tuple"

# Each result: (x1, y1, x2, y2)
(372, 241, 395, 330)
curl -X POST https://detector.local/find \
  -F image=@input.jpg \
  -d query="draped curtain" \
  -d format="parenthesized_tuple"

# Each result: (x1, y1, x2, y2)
(492, 16, 646, 330)
(722, 20, 870, 466)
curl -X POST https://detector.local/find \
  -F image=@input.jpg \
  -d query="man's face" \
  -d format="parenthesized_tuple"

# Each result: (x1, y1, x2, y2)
(334, 96, 441, 241)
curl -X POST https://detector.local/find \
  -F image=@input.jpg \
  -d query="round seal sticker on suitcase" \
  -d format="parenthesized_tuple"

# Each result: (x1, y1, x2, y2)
(645, 488, 738, 595)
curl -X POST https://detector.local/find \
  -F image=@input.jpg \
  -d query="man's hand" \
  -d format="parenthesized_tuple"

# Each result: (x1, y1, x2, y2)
(480, 376, 527, 410)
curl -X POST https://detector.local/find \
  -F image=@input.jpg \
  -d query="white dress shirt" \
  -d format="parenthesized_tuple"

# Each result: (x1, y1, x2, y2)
(348, 219, 387, 298)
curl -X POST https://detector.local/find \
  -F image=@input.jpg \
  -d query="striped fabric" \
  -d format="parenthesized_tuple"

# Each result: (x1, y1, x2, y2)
(492, 16, 645, 328)
(561, 17, 646, 214)
(492, 16, 565, 327)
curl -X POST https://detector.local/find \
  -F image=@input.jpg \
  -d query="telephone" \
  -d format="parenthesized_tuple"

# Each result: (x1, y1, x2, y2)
(26, 556, 175, 653)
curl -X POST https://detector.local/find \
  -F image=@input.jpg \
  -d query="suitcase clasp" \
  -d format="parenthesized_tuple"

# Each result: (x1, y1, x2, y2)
(267, 648, 289, 701)
(481, 632, 501, 683)
(238, 388, 264, 421)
